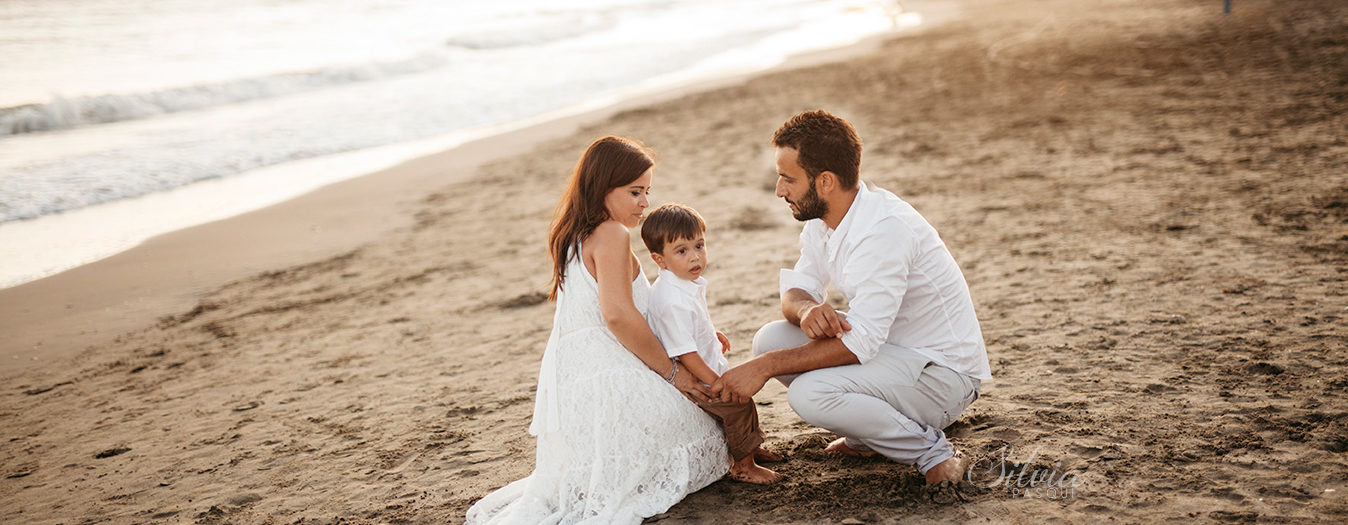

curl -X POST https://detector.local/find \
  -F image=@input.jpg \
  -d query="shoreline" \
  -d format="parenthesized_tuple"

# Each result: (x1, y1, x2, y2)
(0, 3, 948, 373)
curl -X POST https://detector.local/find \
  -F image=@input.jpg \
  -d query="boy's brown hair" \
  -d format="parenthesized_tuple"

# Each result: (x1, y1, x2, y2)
(640, 203, 706, 255)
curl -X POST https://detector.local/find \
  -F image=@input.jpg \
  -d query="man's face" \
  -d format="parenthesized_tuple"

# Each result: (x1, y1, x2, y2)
(774, 147, 827, 222)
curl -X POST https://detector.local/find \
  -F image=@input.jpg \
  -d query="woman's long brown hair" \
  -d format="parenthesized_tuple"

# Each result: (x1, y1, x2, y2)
(547, 136, 655, 301)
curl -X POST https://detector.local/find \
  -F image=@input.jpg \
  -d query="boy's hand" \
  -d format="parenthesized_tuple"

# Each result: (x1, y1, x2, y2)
(717, 331, 731, 354)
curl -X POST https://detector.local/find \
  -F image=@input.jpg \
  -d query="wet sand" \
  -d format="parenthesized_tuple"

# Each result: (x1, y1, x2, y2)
(2, 0, 1346, 523)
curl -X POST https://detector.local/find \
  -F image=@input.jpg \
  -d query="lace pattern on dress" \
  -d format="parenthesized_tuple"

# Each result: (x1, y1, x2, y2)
(468, 242, 729, 525)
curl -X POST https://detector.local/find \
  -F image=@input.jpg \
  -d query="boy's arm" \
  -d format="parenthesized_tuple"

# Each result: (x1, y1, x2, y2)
(676, 352, 721, 386)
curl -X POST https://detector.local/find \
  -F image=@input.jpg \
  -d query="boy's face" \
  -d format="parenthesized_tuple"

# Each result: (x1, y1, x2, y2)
(651, 234, 707, 281)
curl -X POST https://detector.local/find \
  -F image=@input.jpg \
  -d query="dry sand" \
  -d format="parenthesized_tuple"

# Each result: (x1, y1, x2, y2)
(2, 0, 1346, 523)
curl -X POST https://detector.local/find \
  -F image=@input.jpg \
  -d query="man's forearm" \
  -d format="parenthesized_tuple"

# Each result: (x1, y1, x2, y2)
(781, 288, 819, 325)
(755, 336, 859, 378)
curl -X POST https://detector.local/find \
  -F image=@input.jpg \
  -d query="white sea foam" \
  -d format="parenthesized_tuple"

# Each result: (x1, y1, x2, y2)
(0, 52, 452, 136)
(444, 10, 618, 50)
(0, 0, 913, 289)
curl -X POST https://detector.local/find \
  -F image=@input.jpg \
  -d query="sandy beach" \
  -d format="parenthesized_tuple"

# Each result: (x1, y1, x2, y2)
(3, 0, 1346, 523)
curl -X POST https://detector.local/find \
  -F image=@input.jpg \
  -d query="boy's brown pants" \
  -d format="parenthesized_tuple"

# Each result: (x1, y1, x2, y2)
(695, 398, 765, 461)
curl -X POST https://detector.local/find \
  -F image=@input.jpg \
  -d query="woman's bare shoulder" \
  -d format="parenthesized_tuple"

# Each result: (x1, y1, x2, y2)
(586, 221, 629, 250)
(583, 221, 634, 279)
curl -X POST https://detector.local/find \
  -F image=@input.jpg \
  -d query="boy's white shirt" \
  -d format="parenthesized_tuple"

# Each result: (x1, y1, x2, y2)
(646, 269, 730, 376)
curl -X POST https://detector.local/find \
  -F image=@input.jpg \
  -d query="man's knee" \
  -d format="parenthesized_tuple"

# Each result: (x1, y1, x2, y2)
(785, 373, 835, 428)
(752, 320, 809, 357)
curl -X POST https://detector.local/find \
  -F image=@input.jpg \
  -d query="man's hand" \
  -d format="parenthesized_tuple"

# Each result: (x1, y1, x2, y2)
(717, 331, 731, 355)
(672, 364, 713, 403)
(798, 302, 852, 339)
(711, 360, 769, 404)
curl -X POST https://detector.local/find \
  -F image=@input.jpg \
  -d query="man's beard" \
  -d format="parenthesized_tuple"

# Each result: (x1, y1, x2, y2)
(790, 183, 828, 221)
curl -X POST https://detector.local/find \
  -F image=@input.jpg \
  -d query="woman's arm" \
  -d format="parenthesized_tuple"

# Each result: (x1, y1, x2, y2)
(589, 222, 711, 401)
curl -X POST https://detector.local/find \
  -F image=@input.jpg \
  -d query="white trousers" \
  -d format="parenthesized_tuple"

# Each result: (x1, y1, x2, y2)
(752, 320, 980, 474)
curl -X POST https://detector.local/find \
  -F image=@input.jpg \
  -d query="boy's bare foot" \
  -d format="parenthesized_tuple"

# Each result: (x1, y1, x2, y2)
(753, 447, 784, 463)
(924, 451, 967, 484)
(728, 455, 782, 485)
(824, 437, 877, 457)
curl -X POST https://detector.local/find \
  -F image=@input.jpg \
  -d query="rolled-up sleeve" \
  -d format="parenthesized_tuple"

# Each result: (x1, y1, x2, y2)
(779, 227, 828, 303)
(837, 224, 911, 364)
(647, 301, 701, 358)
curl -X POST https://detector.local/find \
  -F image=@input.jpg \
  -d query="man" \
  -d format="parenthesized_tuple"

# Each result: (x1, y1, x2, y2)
(710, 110, 991, 484)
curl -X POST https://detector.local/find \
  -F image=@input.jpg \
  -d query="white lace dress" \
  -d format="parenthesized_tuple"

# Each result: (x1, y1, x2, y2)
(465, 245, 729, 524)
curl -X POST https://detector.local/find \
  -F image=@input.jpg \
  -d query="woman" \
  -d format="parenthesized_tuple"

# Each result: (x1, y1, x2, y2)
(466, 136, 728, 524)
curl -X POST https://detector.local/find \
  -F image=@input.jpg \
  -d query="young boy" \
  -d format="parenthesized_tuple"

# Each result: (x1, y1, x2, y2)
(640, 203, 781, 485)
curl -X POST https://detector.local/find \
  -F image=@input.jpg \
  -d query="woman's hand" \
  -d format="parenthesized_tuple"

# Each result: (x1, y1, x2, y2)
(672, 364, 713, 403)
(717, 331, 731, 355)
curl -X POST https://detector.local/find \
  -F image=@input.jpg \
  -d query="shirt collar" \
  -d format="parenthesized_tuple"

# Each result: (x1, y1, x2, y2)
(825, 180, 871, 262)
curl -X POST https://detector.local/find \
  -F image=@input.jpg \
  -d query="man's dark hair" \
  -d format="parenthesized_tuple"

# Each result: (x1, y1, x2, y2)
(770, 109, 863, 190)
(640, 203, 706, 255)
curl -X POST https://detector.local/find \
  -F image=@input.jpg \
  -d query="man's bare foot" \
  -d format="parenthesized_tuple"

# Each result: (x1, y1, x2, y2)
(753, 446, 784, 463)
(824, 437, 877, 457)
(924, 451, 967, 484)
(728, 455, 782, 485)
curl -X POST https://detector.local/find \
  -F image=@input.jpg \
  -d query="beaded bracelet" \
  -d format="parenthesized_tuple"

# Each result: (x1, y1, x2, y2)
(664, 358, 679, 384)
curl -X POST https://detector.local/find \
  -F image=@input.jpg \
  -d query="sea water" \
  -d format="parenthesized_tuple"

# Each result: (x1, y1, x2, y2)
(0, 0, 918, 288)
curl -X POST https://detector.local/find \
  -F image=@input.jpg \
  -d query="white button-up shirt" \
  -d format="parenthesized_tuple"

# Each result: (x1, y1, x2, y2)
(780, 181, 992, 380)
(646, 269, 730, 376)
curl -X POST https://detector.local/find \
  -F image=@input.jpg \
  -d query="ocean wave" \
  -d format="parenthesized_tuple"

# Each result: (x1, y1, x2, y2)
(0, 51, 450, 137)
(444, 11, 615, 50)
